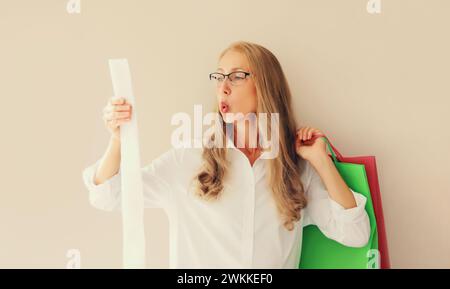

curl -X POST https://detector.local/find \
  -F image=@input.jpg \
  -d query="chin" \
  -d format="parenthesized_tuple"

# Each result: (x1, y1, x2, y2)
(220, 112, 234, 124)
(220, 108, 249, 123)
(222, 113, 235, 124)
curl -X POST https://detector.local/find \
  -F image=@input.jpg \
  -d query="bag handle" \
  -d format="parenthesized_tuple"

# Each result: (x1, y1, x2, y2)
(317, 135, 344, 163)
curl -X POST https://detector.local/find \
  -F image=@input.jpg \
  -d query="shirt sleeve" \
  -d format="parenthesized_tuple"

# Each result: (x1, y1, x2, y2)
(302, 161, 371, 248)
(82, 147, 180, 212)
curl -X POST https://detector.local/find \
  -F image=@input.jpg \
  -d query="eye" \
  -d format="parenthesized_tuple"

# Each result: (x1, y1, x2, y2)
(210, 74, 224, 81)
(231, 72, 246, 81)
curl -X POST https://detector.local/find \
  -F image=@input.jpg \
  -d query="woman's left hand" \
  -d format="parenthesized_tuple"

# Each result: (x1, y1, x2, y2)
(295, 126, 327, 162)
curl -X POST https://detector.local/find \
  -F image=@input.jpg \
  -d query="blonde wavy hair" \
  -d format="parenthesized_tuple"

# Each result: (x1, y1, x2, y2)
(192, 41, 307, 231)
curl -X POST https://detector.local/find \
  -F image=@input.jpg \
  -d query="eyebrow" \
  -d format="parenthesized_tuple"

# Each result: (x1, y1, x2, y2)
(216, 67, 247, 72)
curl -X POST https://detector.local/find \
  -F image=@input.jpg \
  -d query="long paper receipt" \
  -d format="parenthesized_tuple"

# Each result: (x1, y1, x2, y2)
(109, 59, 146, 269)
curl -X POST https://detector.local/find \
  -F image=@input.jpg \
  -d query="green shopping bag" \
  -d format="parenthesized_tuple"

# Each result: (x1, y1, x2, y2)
(298, 137, 379, 269)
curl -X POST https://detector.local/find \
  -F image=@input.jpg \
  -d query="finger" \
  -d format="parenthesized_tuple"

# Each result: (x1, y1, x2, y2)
(302, 127, 310, 140)
(108, 117, 130, 128)
(115, 118, 131, 126)
(312, 130, 325, 139)
(108, 118, 117, 128)
(110, 97, 126, 105)
(117, 111, 131, 119)
(296, 128, 302, 139)
(307, 128, 314, 139)
(106, 111, 131, 121)
(113, 104, 132, 112)
(298, 128, 305, 140)
(302, 129, 312, 143)
(300, 127, 313, 141)
(306, 133, 325, 146)
(105, 112, 114, 121)
(103, 105, 112, 114)
(305, 127, 312, 140)
(306, 127, 314, 140)
(297, 128, 306, 141)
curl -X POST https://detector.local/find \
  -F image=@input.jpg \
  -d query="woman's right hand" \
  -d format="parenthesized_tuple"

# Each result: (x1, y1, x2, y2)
(102, 96, 132, 141)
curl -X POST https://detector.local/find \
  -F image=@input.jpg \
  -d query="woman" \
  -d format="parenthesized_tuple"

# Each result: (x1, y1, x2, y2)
(83, 41, 370, 269)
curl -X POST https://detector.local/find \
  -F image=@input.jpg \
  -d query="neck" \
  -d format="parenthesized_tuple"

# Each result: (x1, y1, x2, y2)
(232, 121, 260, 151)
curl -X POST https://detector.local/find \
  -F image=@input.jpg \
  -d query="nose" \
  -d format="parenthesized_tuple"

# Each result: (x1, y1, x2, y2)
(218, 78, 231, 96)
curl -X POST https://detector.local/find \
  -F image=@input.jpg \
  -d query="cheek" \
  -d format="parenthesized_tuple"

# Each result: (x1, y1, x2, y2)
(233, 91, 256, 113)
(246, 86, 258, 111)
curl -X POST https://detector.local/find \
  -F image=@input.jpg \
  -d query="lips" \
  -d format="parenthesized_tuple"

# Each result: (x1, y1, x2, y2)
(220, 101, 229, 113)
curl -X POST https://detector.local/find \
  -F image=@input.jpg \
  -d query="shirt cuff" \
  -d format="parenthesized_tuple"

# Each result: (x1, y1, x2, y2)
(82, 159, 122, 195)
(329, 189, 368, 224)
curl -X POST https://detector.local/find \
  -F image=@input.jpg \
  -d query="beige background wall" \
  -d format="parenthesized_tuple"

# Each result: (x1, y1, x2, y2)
(0, 0, 449, 268)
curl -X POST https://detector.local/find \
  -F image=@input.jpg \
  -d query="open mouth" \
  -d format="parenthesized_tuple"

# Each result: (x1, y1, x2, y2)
(220, 102, 229, 113)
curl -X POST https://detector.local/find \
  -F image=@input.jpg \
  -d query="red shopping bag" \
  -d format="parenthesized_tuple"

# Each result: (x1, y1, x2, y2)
(325, 138, 391, 268)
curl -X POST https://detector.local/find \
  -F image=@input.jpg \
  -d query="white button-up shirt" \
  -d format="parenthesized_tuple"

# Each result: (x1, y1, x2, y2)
(82, 139, 370, 269)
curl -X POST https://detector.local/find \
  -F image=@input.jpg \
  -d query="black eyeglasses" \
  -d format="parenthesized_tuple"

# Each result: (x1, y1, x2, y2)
(209, 71, 251, 86)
